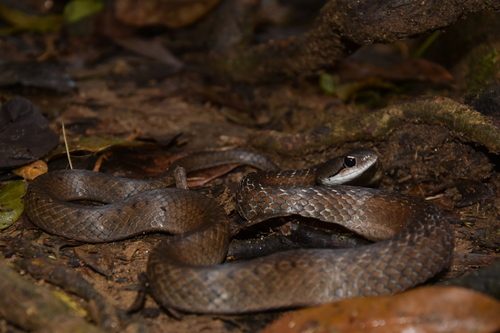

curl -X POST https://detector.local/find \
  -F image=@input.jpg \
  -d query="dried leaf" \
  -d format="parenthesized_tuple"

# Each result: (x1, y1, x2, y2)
(115, 0, 221, 28)
(0, 96, 59, 168)
(74, 247, 114, 277)
(0, 62, 75, 92)
(13, 161, 48, 180)
(263, 286, 500, 333)
(187, 164, 241, 187)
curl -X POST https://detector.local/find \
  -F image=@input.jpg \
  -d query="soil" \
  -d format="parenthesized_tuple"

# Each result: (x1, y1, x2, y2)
(1, 73, 500, 332)
(0, 2, 499, 332)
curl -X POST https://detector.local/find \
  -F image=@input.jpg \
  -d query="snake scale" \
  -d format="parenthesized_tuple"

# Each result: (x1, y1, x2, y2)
(24, 149, 453, 313)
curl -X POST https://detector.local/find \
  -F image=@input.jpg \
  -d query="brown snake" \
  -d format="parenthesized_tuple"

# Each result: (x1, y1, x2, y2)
(24, 149, 453, 313)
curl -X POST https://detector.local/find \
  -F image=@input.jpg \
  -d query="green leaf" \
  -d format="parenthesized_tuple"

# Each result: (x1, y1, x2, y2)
(319, 73, 338, 95)
(63, 0, 104, 24)
(0, 4, 62, 34)
(48, 135, 150, 160)
(0, 181, 26, 230)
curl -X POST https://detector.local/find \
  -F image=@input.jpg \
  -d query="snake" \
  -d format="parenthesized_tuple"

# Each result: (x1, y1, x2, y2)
(24, 149, 453, 313)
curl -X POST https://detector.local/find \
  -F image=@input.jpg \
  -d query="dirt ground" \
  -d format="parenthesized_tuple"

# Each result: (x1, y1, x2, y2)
(0, 2, 500, 332)
(1, 74, 499, 332)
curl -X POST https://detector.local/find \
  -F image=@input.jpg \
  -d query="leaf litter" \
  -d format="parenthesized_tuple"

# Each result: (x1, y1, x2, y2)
(0, 2, 499, 332)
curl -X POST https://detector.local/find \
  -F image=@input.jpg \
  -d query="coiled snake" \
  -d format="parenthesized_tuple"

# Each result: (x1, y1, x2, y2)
(24, 149, 453, 313)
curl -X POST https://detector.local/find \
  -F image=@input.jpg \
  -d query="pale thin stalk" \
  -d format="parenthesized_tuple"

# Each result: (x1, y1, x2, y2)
(61, 121, 73, 169)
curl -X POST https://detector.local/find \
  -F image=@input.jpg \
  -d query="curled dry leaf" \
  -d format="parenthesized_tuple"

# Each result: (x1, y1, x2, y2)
(263, 286, 500, 333)
(13, 160, 48, 180)
(115, 0, 221, 28)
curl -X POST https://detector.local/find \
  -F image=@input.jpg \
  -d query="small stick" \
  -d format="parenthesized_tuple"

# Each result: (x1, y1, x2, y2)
(61, 121, 73, 170)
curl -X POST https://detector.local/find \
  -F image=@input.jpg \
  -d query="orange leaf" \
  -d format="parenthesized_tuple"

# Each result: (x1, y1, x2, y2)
(263, 286, 500, 333)
(13, 160, 48, 180)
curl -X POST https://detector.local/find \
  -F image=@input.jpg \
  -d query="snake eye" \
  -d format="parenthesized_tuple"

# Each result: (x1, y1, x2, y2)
(344, 156, 356, 168)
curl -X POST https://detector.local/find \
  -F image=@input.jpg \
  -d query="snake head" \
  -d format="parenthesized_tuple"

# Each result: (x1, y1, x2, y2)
(316, 148, 381, 186)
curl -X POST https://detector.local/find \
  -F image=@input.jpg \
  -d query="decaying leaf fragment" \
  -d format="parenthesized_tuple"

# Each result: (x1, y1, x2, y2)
(0, 96, 59, 168)
(115, 0, 221, 28)
(263, 286, 500, 333)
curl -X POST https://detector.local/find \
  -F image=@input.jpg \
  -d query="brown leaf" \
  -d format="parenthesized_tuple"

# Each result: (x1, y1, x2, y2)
(263, 286, 500, 333)
(338, 44, 454, 85)
(112, 37, 183, 69)
(187, 164, 241, 187)
(0, 96, 59, 168)
(115, 0, 221, 28)
(74, 247, 114, 277)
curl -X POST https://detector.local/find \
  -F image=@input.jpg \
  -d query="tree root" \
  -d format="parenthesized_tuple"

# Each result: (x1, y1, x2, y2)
(211, 0, 500, 82)
(250, 96, 500, 155)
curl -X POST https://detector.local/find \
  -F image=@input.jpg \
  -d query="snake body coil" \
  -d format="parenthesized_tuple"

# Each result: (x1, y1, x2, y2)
(24, 149, 453, 313)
